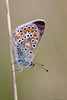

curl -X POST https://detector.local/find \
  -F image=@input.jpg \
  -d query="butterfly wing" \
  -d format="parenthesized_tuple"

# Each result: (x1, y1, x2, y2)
(13, 19, 45, 67)
(31, 19, 45, 60)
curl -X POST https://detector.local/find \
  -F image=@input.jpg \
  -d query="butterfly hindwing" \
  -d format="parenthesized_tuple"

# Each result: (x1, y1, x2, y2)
(13, 19, 45, 68)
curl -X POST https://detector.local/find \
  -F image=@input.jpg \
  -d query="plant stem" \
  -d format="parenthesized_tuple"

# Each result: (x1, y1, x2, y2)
(5, 0, 18, 100)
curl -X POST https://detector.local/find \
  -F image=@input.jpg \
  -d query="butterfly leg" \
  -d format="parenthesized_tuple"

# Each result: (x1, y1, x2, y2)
(16, 68, 23, 75)
(15, 67, 23, 75)
(15, 67, 21, 71)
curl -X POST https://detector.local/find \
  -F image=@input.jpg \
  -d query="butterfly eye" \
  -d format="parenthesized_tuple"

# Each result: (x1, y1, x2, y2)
(23, 27, 27, 33)
(32, 44, 36, 48)
(29, 62, 34, 67)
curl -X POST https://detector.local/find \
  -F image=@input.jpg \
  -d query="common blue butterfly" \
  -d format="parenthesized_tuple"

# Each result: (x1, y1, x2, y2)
(13, 19, 48, 74)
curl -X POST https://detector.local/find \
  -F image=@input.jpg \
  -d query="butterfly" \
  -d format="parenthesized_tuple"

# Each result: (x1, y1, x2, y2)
(13, 19, 48, 74)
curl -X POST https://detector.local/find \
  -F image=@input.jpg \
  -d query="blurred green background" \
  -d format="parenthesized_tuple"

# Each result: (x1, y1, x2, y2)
(0, 0, 67, 100)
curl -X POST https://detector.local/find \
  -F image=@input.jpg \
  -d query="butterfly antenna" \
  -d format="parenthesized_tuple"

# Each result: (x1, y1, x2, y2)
(33, 62, 48, 72)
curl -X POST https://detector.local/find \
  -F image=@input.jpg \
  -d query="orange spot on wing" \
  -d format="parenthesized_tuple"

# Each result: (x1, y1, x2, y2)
(36, 36, 38, 40)
(34, 32, 37, 36)
(19, 32, 23, 35)
(31, 28, 34, 32)
(27, 28, 30, 32)
(15, 35, 20, 40)
(17, 35, 20, 38)
(37, 25, 40, 28)
(23, 29, 27, 33)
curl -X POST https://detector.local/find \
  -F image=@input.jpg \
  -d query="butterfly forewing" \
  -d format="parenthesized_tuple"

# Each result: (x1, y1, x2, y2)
(13, 19, 45, 68)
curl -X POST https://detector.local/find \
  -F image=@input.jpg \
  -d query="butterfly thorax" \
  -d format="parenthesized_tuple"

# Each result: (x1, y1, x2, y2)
(16, 57, 34, 68)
